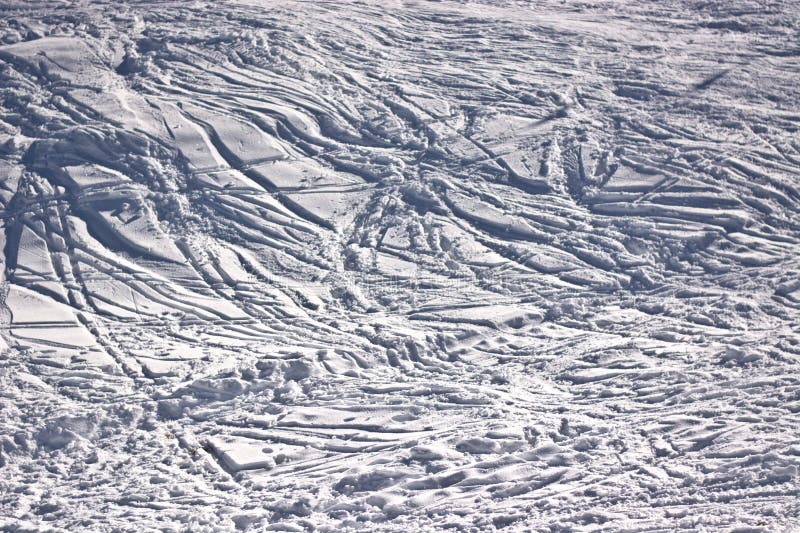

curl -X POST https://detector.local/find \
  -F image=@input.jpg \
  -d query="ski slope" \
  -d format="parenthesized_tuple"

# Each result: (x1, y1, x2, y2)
(0, 1, 799, 531)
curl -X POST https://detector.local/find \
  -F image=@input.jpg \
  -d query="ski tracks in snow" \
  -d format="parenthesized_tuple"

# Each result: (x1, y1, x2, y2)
(0, 1, 799, 531)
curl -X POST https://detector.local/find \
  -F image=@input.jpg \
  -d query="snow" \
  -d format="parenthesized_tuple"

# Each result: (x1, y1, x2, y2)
(0, 0, 799, 531)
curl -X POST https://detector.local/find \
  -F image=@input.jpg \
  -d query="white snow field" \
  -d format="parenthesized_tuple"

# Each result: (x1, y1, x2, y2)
(0, 0, 799, 531)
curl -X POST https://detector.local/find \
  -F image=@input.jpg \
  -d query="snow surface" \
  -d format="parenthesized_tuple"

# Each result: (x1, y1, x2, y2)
(0, 0, 799, 531)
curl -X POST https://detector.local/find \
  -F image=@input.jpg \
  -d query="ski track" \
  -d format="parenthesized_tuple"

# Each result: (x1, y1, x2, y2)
(0, 0, 799, 531)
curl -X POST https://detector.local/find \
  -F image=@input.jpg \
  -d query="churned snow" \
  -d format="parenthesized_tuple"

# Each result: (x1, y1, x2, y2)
(0, 1, 798, 531)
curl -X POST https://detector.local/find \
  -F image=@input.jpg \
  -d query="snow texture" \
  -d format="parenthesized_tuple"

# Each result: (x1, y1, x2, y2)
(0, 0, 799, 531)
